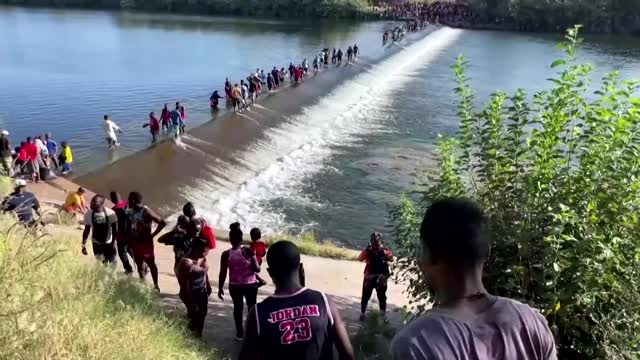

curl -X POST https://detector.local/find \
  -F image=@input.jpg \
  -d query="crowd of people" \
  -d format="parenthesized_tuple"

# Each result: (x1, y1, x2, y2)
(60, 189, 556, 360)
(380, 0, 472, 26)
(212, 44, 360, 114)
(0, 130, 73, 181)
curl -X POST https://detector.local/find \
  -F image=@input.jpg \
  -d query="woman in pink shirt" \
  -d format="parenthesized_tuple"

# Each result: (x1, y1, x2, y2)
(218, 222, 260, 340)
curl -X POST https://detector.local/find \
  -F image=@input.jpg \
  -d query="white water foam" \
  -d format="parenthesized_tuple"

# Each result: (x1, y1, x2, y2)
(183, 27, 463, 233)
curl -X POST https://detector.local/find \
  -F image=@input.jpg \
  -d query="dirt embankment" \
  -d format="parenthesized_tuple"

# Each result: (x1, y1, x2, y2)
(29, 178, 410, 358)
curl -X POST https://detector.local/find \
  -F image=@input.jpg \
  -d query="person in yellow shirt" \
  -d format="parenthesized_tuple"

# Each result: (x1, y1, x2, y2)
(59, 141, 73, 175)
(63, 187, 88, 214)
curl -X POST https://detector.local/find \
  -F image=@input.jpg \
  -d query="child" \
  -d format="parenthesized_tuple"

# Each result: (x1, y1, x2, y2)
(250, 227, 267, 287)
(59, 141, 73, 175)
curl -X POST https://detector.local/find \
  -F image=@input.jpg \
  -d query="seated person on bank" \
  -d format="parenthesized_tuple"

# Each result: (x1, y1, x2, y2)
(2, 179, 41, 226)
(63, 187, 89, 214)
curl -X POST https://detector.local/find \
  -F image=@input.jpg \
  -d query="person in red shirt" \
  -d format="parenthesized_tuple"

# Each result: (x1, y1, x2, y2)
(359, 232, 393, 322)
(250, 227, 268, 287)
(146, 112, 160, 143)
(160, 104, 171, 133)
(14, 142, 28, 172)
(24, 137, 40, 182)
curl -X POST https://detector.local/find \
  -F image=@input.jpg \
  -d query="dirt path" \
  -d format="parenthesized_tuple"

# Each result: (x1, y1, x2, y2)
(27, 180, 410, 359)
(154, 241, 409, 359)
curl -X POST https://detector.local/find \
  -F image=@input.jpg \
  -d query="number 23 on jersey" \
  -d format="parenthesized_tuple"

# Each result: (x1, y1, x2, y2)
(279, 318, 312, 344)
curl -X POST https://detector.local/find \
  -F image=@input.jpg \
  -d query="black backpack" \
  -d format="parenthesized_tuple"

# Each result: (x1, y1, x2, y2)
(366, 247, 390, 277)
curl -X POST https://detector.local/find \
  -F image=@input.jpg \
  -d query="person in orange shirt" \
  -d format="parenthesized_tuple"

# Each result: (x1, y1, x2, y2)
(63, 187, 89, 215)
(359, 232, 393, 323)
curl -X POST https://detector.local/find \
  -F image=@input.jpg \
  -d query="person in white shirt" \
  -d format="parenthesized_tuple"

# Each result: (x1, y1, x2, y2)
(81, 194, 118, 264)
(103, 115, 123, 149)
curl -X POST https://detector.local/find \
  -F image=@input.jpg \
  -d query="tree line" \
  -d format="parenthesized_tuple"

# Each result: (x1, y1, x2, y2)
(0, 0, 374, 18)
(469, 0, 640, 33)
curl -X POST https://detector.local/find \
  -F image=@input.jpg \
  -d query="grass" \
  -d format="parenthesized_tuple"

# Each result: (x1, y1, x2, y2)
(266, 231, 360, 261)
(0, 218, 218, 360)
(351, 313, 397, 360)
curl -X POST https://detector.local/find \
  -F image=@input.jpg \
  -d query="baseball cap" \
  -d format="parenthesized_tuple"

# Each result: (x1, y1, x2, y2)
(15, 179, 27, 187)
(1, 130, 9, 136)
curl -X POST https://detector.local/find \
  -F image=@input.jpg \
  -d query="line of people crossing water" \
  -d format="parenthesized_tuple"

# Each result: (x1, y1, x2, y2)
(74, 188, 558, 360)
(213, 43, 360, 114)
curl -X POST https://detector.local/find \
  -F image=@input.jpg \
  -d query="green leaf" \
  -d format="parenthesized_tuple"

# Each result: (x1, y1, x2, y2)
(551, 59, 567, 68)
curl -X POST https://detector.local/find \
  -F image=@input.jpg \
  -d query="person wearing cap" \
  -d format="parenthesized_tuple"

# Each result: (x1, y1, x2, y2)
(1, 179, 41, 225)
(0, 130, 13, 177)
(63, 187, 89, 215)
(358, 231, 393, 322)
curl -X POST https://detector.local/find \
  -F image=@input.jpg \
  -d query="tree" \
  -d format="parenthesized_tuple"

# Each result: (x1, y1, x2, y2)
(392, 26, 640, 359)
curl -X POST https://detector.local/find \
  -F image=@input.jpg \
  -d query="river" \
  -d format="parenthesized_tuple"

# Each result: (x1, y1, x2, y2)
(2, 7, 640, 248)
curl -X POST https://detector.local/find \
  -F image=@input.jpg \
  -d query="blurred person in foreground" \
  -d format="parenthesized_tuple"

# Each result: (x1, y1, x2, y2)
(1, 179, 40, 226)
(390, 198, 557, 360)
(239, 240, 354, 360)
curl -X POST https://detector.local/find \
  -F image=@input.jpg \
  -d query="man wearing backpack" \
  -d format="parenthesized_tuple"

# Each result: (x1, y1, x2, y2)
(81, 194, 118, 264)
(359, 232, 393, 323)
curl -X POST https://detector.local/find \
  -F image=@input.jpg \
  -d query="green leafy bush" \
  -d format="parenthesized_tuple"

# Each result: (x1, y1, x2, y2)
(351, 313, 397, 360)
(392, 25, 640, 359)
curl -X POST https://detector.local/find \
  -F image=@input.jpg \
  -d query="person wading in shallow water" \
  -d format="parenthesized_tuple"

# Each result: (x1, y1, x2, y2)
(160, 104, 171, 133)
(176, 236, 212, 338)
(239, 240, 355, 360)
(359, 232, 393, 323)
(218, 222, 260, 341)
(390, 198, 557, 360)
(125, 191, 166, 292)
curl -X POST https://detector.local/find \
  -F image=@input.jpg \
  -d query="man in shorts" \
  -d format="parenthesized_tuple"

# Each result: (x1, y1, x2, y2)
(125, 191, 166, 292)
(239, 241, 354, 360)
(81, 194, 118, 264)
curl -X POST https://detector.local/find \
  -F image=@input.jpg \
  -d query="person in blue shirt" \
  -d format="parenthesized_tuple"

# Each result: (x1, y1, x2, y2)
(45, 133, 58, 169)
(170, 107, 182, 140)
(2, 179, 41, 226)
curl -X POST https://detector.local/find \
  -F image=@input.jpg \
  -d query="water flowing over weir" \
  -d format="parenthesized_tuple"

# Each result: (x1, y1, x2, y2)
(183, 27, 463, 234)
(75, 27, 462, 239)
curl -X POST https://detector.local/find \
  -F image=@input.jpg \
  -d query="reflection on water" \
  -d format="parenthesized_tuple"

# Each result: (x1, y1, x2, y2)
(4, 7, 640, 246)
(0, 7, 388, 175)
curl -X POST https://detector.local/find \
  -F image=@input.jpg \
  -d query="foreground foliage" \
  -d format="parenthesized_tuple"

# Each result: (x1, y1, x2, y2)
(350, 313, 396, 360)
(392, 26, 640, 359)
(0, 221, 217, 359)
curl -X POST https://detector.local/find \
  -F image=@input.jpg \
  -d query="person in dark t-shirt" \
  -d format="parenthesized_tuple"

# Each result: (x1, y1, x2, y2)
(239, 241, 354, 360)
(81, 194, 118, 264)
(110, 191, 134, 273)
(390, 199, 557, 360)
(1, 179, 40, 225)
